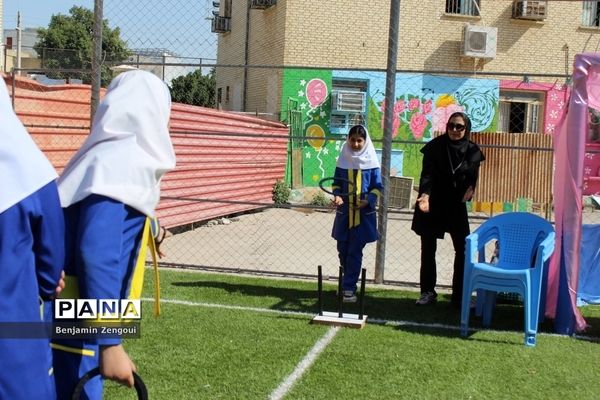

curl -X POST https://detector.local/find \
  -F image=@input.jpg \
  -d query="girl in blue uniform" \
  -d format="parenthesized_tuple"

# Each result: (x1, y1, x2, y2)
(0, 80, 65, 399)
(53, 70, 176, 399)
(331, 125, 383, 302)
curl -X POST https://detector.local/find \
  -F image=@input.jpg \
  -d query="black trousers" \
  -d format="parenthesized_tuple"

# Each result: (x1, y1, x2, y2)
(419, 230, 466, 303)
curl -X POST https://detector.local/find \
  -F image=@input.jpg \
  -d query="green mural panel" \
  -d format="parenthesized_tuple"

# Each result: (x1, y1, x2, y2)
(281, 69, 335, 187)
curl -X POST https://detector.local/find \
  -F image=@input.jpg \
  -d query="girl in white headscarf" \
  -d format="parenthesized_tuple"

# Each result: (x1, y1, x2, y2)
(0, 79, 65, 399)
(52, 70, 176, 399)
(331, 125, 383, 302)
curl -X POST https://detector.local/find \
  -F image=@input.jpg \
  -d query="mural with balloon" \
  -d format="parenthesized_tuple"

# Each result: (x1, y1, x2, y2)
(281, 69, 336, 187)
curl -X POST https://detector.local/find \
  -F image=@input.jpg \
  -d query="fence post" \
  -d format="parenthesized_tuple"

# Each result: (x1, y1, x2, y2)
(90, 0, 104, 122)
(375, 0, 401, 284)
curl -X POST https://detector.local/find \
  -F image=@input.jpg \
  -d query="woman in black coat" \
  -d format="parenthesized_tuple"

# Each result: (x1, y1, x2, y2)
(411, 112, 485, 306)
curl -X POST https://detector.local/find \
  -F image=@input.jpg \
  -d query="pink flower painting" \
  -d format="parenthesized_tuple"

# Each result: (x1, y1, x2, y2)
(432, 103, 465, 133)
(410, 112, 427, 139)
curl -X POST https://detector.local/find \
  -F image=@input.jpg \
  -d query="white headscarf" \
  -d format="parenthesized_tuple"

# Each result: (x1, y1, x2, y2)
(58, 70, 176, 217)
(336, 125, 380, 170)
(0, 80, 57, 214)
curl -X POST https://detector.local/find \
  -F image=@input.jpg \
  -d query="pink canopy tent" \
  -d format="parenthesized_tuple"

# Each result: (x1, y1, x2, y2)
(547, 53, 600, 334)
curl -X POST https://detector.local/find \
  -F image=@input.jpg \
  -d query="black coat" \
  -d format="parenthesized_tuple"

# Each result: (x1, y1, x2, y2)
(411, 134, 485, 239)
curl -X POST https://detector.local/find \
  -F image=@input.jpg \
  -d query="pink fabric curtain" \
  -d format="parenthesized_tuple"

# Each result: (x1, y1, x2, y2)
(546, 53, 600, 333)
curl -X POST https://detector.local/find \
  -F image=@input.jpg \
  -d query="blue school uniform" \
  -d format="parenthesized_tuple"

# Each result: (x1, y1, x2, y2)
(52, 195, 152, 400)
(0, 182, 64, 400)
(332, 167, 383, 292)
(53, 70, 175, 399)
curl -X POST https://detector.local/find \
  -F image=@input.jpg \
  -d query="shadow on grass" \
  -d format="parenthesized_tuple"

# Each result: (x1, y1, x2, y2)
(171, 280, 540, 336)
(170, 279, 600, 342)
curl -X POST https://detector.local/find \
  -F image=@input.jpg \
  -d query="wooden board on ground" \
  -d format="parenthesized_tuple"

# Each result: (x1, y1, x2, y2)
(311, 311, 367, 329)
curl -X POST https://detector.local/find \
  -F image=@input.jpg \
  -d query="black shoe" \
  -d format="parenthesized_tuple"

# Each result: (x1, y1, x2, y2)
(415, 291, 437, 306)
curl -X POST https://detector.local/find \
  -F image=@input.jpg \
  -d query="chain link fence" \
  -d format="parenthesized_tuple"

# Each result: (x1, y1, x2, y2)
(6, 0, 600, 290)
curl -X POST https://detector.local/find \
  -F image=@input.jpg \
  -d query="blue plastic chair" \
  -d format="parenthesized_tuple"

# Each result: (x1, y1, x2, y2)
(460, 212, 555, 346)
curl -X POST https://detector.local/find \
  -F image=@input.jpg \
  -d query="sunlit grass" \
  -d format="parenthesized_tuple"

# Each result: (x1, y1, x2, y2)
(103, 268, 600, 399)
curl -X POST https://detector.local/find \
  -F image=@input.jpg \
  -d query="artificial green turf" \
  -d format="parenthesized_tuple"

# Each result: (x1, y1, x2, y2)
(103, 268, 600, 399)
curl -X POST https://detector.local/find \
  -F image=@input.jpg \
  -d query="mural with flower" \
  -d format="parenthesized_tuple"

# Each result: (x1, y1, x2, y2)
(329, 71, 498, 181)
(281, 70, 500, 187)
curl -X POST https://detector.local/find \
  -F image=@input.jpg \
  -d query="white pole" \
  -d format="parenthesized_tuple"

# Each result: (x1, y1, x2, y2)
(16, 11, 22, 76)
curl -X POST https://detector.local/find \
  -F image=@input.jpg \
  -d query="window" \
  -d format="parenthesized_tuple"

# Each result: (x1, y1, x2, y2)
(217, 87, 222, 104)
(226, 86, 230, 103)
(498, 91, 543, 134)
(223, 0, 232, 17)
(330, 79, 368, 134)
(446, 0, 480, 16)
(582, 1, 600, 27)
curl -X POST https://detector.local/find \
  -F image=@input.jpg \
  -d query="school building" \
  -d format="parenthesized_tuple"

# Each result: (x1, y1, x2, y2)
(210, 0, 600, 200)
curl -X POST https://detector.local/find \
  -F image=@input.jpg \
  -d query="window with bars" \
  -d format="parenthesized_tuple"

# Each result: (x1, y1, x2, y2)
(582, 1, 600, 27)
(498, 91, 543, 134)
(446, 0, 481, 16)
(330, 79, 368, 134)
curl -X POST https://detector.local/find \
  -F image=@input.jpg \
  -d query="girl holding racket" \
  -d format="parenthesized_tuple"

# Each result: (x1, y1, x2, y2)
(52, 70, 176, 399)
(331, 125, 383, 302)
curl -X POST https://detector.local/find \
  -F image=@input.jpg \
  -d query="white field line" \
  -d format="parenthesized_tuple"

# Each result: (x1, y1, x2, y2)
(141, 297, 600, 342)
(269, 326, 339, 400)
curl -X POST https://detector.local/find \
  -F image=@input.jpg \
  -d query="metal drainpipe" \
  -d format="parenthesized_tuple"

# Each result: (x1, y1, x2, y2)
(243, 0, 251, 112)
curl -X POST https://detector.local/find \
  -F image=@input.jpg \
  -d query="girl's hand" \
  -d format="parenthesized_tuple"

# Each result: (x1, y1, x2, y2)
(416, 194, 430, 213)
(332, 195, 344, 206)
(357, 199, 369, 209)
(155, 226, 172, 259)
(100, 344, 137, 387)
(53, 270, 65, 299)
(462, 186, 474, 202)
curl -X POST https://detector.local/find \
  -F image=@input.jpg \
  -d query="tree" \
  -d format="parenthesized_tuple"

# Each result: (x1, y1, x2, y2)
(169, 68, 216, 108)
(34, 6, 129, 86)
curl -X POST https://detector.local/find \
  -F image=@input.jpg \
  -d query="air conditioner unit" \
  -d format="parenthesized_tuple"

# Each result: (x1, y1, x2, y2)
(462, 25, 497, 59)
(512, 1, 547, 21)
(250, 0, 277, 10)
(331, 91, 366, 113)
(211, 16, 231, 33)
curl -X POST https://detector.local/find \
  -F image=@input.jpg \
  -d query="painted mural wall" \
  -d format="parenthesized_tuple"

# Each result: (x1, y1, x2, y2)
(281, 70, 567, 188)
(281, 69, 335, 186)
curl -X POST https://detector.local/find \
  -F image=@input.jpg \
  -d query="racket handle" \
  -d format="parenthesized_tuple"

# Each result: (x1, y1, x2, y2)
(71, 367, 148, 400)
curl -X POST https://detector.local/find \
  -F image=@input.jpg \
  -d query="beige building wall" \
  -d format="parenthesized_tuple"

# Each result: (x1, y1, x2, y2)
(4, 49, 41, 72)
(215, 1, 249, 111)
(215, 0, 286, 113)
(245, 2, 286, 115)
(216, 0, 600, 113)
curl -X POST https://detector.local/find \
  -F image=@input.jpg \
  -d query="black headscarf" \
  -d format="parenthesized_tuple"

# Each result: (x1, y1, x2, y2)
(445, 111, 472, 172)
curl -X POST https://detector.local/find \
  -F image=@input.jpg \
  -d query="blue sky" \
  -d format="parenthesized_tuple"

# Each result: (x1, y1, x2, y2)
(3, 0, 217, 59)
(4, 1, 92, 28)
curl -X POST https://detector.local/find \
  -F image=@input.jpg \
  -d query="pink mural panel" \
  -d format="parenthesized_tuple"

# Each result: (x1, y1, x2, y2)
(500, 80, 570, 135)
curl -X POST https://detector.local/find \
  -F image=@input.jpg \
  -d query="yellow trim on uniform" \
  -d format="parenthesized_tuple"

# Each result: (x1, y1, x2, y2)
(128, 219, 149, 299)
(347, 169, 354, 229)
(57, 217, 161, 320)
(50, 343, 95, 357)
(147, 220, 161, 317)
(128, 217, 161, 317)
(354, 171, 361, 227)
